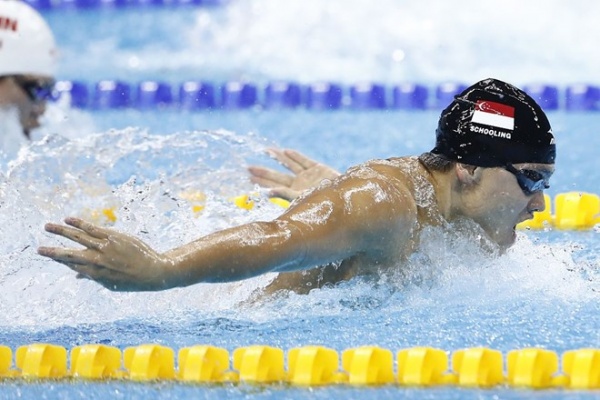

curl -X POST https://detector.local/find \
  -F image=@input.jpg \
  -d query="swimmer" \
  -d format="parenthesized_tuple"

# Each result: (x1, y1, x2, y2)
(38, 78, 556, 294)
(0, 1, 57, 138)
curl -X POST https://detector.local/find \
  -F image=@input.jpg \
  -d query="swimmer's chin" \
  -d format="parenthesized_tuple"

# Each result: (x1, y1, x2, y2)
(496, 228, 517, 254)
(479, 225, 516, 254)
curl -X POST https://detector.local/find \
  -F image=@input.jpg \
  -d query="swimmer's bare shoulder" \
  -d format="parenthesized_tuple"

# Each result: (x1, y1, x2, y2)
(281, 156, 419, 250)
(261, 156, 421, 294)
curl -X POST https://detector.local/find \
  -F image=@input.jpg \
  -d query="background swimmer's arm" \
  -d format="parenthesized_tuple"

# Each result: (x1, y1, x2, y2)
(248, 148, 340, 200)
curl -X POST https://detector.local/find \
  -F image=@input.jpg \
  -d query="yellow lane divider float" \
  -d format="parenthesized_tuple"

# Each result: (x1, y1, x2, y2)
(87, 191, 599, 230)
(517, 192, 600, 230)
(4, 344, 600, 389)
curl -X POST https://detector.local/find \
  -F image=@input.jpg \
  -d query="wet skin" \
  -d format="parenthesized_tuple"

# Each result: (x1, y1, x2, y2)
(38, 156, 554, 293)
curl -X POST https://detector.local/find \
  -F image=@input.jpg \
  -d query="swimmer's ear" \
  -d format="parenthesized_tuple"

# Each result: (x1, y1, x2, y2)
(455, 163, 481, 186)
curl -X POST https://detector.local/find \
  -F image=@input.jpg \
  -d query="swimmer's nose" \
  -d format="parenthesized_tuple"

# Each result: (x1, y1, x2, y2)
(528, 191, 546, 213)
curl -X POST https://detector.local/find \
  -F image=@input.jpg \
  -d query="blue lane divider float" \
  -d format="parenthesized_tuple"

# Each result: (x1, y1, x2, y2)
(51, 80, 600, 112)
(435, 82, 467, 109)
(221, 81, 257, 109)
(136, 81, 174, 109)
(93, 80, 131, 109)
(306, 82, 343, 110)
(523, 84, 559, 111)
(392, 83, 428, 110)
(349, 83, 386, 110)
(264, 81, 302, 109)
(565, 84, 600, 111)
(26, 0, 228, 10)
(179, 81, 216, 110)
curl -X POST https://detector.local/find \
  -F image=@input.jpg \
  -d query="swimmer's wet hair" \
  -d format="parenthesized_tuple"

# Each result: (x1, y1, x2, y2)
(418, 151, 455, 172)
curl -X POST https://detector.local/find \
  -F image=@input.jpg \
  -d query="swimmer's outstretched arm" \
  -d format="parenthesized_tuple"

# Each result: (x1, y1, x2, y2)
(248, 148, 340, 201)
(38, 174, 416, 292)
(38, 217, 310, 291)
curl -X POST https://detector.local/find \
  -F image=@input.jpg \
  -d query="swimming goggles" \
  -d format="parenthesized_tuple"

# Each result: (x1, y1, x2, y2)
(12, 76, 56, 103)
(504, 163, 551, 196)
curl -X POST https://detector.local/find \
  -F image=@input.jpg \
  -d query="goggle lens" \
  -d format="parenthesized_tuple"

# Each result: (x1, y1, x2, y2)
(505, 164, 551, 196)
(13, 76, 57, 103)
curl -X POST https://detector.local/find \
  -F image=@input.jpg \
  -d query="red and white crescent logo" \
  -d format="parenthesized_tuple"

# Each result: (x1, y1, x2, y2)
(471, 100, 515, 130)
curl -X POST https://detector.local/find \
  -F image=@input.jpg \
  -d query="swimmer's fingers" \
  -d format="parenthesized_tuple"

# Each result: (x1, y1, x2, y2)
(38, 247, 127, 284)
(44, 222, 105, 250)
(267, 187, 301, 202)
(37, 246, 105, 267)
(247, 167, 299, 200)
(63, 217, 110, 239)
(248, 166, 294, 187)
(40, 228, 167, 291)
(266, 148, 311, 175)
(282, 149, 319, 171)
(268, 148, 340, 180)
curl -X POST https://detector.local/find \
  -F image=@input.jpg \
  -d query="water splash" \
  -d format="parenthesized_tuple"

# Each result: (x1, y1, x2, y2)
(0, 125, 596, 332)
(0, 128, 282, 327)
(241, 223, 597, 327)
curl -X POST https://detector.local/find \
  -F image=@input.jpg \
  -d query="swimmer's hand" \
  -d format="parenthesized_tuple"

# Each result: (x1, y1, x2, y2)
(248, 148, 340, 201)
(38, 217, 171, 291)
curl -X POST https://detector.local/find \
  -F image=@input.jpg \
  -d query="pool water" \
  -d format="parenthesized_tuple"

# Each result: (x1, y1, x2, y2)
(0, 1, 599, 398)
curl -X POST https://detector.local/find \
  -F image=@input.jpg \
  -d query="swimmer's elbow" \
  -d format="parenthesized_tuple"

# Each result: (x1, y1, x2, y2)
(271, 221, 308, 273)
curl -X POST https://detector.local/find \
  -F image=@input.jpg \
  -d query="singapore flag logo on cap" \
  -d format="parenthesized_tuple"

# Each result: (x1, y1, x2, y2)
(471, 100, 515, 130)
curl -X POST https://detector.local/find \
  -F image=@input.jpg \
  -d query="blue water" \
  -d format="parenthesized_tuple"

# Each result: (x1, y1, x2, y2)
(1, 1, 599, 398)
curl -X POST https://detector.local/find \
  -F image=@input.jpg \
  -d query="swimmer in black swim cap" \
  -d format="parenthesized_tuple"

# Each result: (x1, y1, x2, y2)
(40, 78, 556, 295)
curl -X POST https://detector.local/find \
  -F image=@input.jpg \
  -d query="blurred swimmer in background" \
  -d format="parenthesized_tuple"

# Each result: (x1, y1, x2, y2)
(39, 78, 556, 295)
(0, 1, 57, 152)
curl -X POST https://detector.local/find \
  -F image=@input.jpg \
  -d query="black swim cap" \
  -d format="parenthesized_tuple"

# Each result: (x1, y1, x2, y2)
(431, 78, 556, 167)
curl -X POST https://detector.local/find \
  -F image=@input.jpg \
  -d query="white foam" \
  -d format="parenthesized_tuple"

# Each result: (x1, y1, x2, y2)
(0, 128, 284, 327)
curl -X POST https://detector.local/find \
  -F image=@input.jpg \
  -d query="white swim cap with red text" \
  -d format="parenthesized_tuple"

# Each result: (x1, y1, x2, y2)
(0, 1, 57, 77)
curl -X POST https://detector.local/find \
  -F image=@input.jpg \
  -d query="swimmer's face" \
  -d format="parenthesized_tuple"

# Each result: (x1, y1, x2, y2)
(0, 75, 54, 138)
(461, 163, 554, 250)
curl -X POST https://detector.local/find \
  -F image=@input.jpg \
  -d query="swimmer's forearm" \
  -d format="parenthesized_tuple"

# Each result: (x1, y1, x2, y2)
(162, 220, 308, 286)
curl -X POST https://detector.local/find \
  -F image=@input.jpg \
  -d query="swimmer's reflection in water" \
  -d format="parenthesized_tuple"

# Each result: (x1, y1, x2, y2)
(38, 79, 555, 295)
